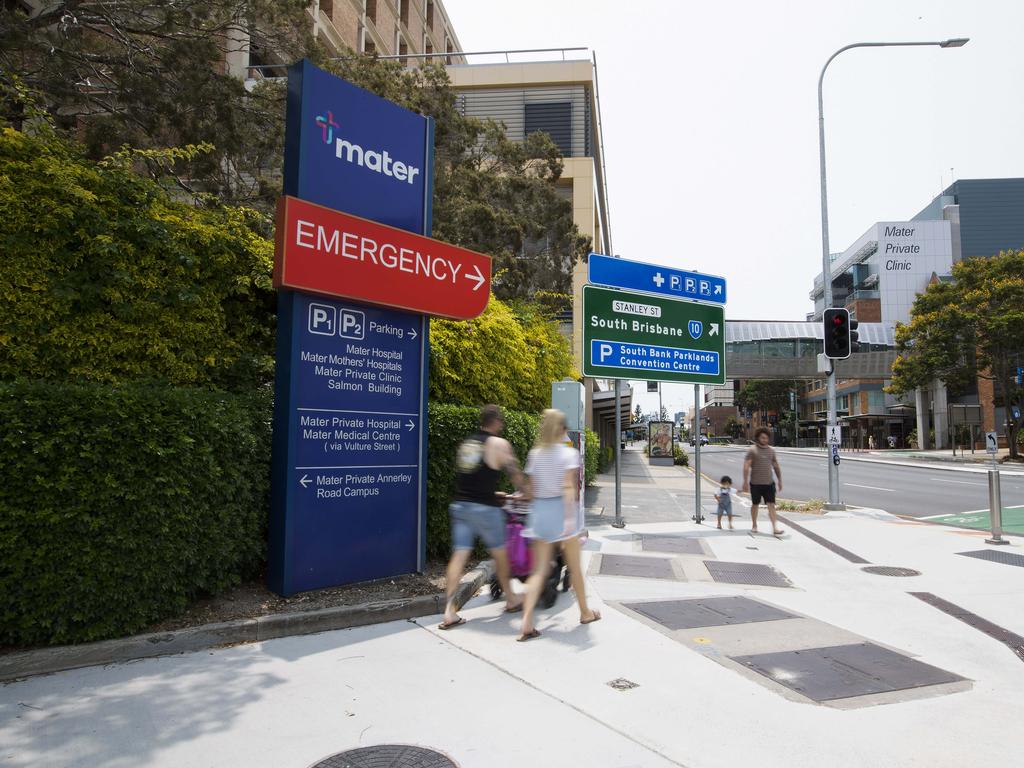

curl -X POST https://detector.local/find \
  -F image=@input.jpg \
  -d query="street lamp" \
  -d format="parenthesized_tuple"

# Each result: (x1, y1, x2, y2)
(817, 38, 969, 510)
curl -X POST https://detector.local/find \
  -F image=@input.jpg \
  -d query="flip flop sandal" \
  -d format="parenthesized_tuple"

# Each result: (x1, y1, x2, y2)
(438, 617, 466, 630)
(504, 603, 523, 614)
(517, 629, 541, 642)
(580, 610, 602, 625)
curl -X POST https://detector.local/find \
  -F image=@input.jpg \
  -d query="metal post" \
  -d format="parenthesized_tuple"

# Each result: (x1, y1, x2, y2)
(694, 384, 703, 523)
(658, 382, 663, 421)
(612, 379, 624, 528)
(986, 468, 1008, 545)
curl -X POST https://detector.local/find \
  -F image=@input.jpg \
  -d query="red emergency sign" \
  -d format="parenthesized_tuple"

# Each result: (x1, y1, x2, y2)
(274, 196, 491, 320)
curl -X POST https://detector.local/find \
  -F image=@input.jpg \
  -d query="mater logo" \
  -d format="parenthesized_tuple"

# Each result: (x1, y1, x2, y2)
(313, 108, 421, 185)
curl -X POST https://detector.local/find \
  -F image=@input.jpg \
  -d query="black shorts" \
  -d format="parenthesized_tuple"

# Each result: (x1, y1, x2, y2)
(750, 483, 776, 505)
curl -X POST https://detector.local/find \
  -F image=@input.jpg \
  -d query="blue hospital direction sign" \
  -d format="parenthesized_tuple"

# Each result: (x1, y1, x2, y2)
(582, 285, 726, 385)
(271, 292, 427, 594)
(588, 252, 727, 305)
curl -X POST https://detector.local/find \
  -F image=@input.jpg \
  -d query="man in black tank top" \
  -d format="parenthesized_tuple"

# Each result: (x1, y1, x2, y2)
(441, 404, 529, 629)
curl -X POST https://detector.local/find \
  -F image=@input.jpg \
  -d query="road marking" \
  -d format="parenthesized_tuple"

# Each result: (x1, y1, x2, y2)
(844, 483, 895, 492)
(919, 513, 954, 520)
(930, 477, 986, 486)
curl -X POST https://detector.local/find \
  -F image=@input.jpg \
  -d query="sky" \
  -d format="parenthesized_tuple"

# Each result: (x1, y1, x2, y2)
(442, 0, 1024, 417)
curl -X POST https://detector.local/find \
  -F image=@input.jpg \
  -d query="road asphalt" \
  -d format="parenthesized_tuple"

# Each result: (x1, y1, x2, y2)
(2, 447, 1023, 768)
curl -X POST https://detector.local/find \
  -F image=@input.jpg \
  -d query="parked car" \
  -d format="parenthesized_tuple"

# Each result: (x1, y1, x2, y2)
(689, 435, 710, 446)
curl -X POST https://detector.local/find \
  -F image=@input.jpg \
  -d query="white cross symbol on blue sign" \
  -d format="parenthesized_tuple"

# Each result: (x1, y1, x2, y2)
(653, 272, 665, 288)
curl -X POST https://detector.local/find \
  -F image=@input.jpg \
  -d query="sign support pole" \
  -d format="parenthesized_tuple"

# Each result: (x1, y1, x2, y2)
(694, 384, 703, 524)
(612, 379, 625, 528)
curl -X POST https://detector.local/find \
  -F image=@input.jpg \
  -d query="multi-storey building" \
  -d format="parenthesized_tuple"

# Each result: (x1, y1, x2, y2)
(806, 178, 1024, 449)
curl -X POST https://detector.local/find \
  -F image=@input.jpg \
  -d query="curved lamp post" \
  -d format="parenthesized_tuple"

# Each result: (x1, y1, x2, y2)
(818, 38, 969, 509)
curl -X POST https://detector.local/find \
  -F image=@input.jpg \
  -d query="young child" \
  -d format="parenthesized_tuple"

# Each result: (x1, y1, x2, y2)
(715, 475, 734, 530)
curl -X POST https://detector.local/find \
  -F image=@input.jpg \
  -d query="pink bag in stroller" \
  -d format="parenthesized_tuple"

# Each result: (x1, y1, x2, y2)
(506, 516, 532, 578)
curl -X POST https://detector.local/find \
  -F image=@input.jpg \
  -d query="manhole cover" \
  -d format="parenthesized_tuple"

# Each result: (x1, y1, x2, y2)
(704, 560, 792, 587)
(311, 745, 457, 768)
(641, 535, 705, 555)
(607, 677, 640, 690)
(599, 554, 677, 579)
(861, 566, 921, 577)
(732, 643, 965, 702)
(623, 596, 796, 629)
(957, 549, 1024, 568)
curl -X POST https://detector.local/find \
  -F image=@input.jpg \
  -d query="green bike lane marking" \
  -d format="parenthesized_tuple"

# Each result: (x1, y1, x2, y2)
(922, 505, 1024, 535)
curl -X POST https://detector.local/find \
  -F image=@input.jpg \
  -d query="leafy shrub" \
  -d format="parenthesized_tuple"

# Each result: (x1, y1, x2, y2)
(674, 444, 689, 466)
(425, 403, 538, 559)
(583, 428, 599, 485)
(0, 381, 271, 645)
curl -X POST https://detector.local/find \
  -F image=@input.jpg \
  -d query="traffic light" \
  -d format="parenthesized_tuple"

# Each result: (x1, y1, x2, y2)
(849, 318, 860, 354)
(823, 308, 851, 359)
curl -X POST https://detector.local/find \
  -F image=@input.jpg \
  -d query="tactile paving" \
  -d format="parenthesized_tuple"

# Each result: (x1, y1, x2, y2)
(623, 596, 796, 630)
(311, 745, 457, 767)
(640, 535, 706, 555)
(732, 642, 965, 701)
(957, 549, 1024, 568)
(599, 554, 677, 579)
(704, 560, 792, 587)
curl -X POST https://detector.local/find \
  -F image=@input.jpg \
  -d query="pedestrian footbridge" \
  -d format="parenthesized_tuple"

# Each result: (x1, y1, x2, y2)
(725, 321, 895, 379)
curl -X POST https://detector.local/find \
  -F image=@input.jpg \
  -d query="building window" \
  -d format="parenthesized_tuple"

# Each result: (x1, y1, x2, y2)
(320, 0, 333, 18)
(524, 101, 572, 156)
(399, 40, 408, 65)
(362, 31, 376, 54)
(425, 40, 433, 59)
(399, 0, 409, 26)
(445, 35, 453, 64)
(426, 0, 434, 28)
(366, 0, 376, 24)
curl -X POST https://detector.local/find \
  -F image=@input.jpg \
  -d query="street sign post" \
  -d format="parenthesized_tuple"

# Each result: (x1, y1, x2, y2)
(986, 431, 998, 454)
(588, 253, 726, 305)
(582, 285, 726, 385)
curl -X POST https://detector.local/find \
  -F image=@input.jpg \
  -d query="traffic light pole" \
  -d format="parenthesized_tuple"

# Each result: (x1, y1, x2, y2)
(818, 55, 844, 511)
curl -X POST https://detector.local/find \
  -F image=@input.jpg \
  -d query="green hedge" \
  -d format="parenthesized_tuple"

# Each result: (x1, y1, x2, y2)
(0, 381, 271, 645)
(583, 428, 600, 485)
(426, 403, 538, 559)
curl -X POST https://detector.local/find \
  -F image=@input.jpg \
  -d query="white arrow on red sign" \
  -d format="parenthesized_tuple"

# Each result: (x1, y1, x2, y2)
(273, 196, 492, 320)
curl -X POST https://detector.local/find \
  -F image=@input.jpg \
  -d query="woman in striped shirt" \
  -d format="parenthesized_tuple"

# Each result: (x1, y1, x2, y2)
(517, 409, 601, 641)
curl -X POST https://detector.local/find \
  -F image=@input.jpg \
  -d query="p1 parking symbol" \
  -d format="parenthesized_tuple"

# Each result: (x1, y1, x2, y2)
(339, 309, 365, 340)
(308, 303, 336, 336)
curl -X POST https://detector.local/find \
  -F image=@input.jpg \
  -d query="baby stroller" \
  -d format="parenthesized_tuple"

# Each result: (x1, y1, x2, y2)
(490, 495, 569, 609)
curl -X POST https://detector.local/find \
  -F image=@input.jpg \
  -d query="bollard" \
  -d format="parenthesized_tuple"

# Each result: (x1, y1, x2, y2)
(986, 469, 1010, 545)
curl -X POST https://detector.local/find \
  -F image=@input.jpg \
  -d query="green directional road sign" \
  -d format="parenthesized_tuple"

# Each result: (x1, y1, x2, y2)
(582, 285, 726, 384)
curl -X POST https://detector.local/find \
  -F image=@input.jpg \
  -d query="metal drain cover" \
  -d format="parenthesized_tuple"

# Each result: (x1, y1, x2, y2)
(599, 554, 677, 579)
(311, 746, 457, 768)
(623, 596, 796, 629)
(861, 566, 922, 577)
(732, 642, 965, 702)
(640, 535, 705, 555)
(957, 549, 1024, 568)
(704, 560, 792, 587)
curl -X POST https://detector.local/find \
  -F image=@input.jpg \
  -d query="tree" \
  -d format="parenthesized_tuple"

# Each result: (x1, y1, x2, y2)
(2, 11, 591, 299)
(324, 56, 590, 300)
(632, 403, 643, 424)
(1, 0, 311, 205)
(724, 417, 743, 439)
(659, 405, 669, 421)
(0, 123, 275, 390)
(736, 379, 795, 416)
(888, 251, 1024, 459)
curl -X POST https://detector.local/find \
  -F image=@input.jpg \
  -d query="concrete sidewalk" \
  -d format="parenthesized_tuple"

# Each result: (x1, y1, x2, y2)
(2, 446, 1022, 767)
